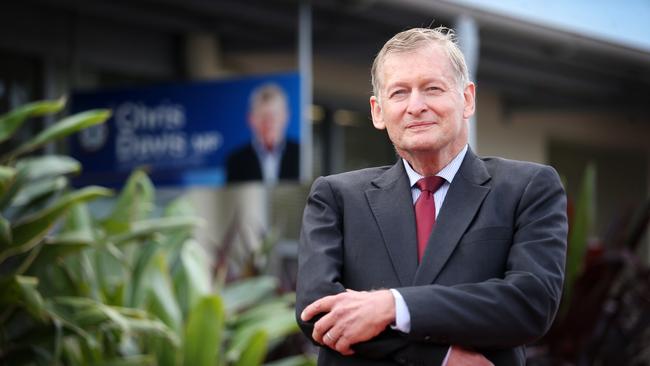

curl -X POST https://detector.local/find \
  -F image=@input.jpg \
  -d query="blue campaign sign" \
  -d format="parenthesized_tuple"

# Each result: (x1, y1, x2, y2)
(70, 72, 301, 187)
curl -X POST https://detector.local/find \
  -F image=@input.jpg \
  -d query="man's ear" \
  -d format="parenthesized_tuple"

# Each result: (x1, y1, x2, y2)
(462, 82, 476, 119)
(370, 96, 385, 130)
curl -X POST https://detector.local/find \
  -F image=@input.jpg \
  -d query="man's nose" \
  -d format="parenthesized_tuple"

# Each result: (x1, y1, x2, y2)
(406, 92, 427, 115)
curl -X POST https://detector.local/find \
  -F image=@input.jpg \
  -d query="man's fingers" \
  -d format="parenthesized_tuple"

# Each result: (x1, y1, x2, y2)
(322, 329, 355, 356)
(301, 294, 337, 321)
(333, 334, 355, 356)
(311, 310, 337, 344)
(303, 290, 393, 357)
(322, 329, 338, 348)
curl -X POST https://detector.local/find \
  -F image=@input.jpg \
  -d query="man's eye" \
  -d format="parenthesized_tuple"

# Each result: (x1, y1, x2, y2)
(426, 86, 442, 92)
(390, 90, 406, 98)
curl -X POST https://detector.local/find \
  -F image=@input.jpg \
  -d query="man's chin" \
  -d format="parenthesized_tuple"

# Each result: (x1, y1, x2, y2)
(396, 142, 443, 155)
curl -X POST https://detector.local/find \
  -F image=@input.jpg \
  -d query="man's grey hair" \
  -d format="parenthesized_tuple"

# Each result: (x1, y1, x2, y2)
(249, 83, 287, 110)
(371, 27, 470, 99)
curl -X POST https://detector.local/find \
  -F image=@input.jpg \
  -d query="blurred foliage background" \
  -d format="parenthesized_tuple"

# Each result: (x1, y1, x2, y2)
(0, 100, 315, 366)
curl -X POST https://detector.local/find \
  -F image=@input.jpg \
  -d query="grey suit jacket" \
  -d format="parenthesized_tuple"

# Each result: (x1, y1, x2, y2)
(296, 149, 568, 366)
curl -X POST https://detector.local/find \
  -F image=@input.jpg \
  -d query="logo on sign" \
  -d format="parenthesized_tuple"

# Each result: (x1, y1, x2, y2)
(79, 124, 109, 152)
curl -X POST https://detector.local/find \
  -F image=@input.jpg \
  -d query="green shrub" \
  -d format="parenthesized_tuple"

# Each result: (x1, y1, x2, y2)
(0, 99, 313, 366)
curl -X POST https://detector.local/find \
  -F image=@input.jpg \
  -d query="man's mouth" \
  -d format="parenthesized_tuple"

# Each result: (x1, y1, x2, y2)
(406, 121, 437, 129)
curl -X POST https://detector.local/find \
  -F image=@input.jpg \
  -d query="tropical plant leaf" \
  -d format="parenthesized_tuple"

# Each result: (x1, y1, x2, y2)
(62, 203, 97, 240)
(151, 336, 179, 366)
(164, 195, 196, 218)
(0, 275, 46, 321)
(26, 232, 95, 275)
(0, 186, 112, 263)
(233, 329, 268, 366)
(58, 332, 102, 366)
(145, 252, 182, 333)
(51, 204, 104, 299)
(264, 355, 317, 366)
(103, 170, 155, 235)
(182, 295, 225, 366)
(12, 176, 68, 207)
(76, 330, 103, 365)
(109, 217, 201, 247)
(116, 309, 178, 346)
(0, 97, 66, 144)
(61, 336, 85, 366)
(160, 197, 197, 254)
(94, 355, 157, 366)
(128, 242, 159, 309)
(3, 109, 111, 163)
(47, 229, 97, 247)
(59, 248, 102, 299)
(0, 213, 11, 247)
(257, 309, 299, 348)
(9, 156, 81, 215)
(172, 239, 211, 318)
(0, 168, 27, 211)
(221, 276, 278, 315)
(232, 298, 293, 326)
(95, 241, 129, 296)
(124, 318, 179, 346)
(228, 308, 297, 358)
(0, 165, 16, 197)
(15, 155, 82, 181)
(52, 317, 64, 365)
(561, 162, 596, 318)
(50, 297, 178, 344)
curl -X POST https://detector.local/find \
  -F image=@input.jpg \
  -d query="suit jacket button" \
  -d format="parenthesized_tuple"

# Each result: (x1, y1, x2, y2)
(424, 335, 431, 341)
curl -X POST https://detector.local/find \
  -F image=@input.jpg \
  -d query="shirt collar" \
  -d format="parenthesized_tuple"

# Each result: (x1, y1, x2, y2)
(402, 144, 468, 187)
(252, 138, 285, 158)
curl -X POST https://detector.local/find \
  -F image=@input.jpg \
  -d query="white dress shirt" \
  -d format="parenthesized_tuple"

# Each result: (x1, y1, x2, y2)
(252, 139, 286, 185)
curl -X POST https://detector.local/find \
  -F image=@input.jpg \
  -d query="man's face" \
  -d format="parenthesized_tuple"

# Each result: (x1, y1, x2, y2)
(370, 43, 475, 159)
(249, 97, 289, 151)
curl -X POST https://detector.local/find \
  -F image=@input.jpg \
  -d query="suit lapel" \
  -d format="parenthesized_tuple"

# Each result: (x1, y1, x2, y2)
(414, 149, 492, 285)
(365, 161, 418, 286)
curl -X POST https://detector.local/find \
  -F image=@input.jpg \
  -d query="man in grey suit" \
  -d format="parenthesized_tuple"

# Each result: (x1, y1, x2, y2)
(296, 27, 567, 365)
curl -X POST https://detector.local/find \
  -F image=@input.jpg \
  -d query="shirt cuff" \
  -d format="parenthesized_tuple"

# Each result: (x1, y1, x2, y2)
(441, 346, 452, 366)
(389, 289, 411, 333)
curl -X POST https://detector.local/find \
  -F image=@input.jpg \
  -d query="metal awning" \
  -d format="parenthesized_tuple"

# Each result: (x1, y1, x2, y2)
(7, 0, 650, 119)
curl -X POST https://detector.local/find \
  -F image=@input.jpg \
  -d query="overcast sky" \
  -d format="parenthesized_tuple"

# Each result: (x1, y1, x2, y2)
(454, 0, 650, 52)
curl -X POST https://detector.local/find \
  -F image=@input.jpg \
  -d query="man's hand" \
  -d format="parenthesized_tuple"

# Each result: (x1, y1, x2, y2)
(445, 346, 494, 366)
(300, 289, 395, 356)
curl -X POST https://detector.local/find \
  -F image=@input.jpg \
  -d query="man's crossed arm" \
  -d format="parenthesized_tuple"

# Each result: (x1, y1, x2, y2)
(300, 289, 493, 366)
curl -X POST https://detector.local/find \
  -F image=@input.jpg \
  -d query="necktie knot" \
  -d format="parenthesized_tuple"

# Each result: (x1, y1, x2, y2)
(416, 176, 445, 193)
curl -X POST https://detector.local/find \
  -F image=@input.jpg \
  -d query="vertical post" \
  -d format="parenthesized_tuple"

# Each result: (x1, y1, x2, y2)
(298, 0, 313, 182)
(455, 14, 480, 152)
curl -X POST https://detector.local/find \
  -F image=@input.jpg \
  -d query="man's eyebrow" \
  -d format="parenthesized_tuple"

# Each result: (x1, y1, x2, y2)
(385, 82, 408, 89)
(386, 77, 450, 89)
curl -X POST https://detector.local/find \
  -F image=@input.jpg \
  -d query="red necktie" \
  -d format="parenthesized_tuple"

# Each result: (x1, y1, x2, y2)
(415, 176, 445, 261)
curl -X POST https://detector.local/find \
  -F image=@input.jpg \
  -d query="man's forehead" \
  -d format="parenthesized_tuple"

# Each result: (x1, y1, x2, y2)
(254, 96, 286, 109)
(380, 46, 453, 81)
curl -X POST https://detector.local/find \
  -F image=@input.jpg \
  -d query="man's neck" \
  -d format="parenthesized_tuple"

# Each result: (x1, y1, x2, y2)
(400, 143, 466, 176)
